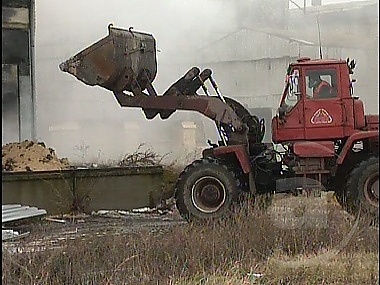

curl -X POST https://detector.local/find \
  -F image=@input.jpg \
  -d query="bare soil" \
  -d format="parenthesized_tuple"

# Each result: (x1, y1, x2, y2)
(2, 193, 371, 254)
(2, 140, 70, 172)
(2, 210, 185, 254)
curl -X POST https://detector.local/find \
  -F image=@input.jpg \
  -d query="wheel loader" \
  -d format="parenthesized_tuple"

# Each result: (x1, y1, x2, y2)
(60, 25, 379, 222)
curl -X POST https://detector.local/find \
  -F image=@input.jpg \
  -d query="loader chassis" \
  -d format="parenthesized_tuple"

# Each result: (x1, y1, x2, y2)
(60, 26, 379, 222)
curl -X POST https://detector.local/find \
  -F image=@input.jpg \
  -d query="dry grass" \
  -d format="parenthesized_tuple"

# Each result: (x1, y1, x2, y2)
(2, 147, 378, 283)
(2, 198, 378, 285)
(118, 144, 167, 167)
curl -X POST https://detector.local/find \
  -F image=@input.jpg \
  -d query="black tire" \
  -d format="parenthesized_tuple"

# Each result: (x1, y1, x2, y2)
(344, 156, 379, 218)
(174, 158, 239, 222)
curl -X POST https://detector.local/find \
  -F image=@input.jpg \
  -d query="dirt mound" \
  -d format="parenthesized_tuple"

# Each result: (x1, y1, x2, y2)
(2, 140, 70, 172)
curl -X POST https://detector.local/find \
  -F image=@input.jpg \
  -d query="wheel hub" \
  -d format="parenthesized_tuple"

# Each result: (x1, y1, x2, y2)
(364, 173, 379, 208)
(191, 176, 226, 213)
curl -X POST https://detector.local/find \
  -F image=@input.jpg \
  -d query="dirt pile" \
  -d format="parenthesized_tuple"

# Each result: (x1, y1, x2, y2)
(2, 140, 70, 172)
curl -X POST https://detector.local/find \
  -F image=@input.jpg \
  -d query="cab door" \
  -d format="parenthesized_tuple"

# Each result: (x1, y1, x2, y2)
(303, 67, 345, 140)
(272, 68, 306, 143)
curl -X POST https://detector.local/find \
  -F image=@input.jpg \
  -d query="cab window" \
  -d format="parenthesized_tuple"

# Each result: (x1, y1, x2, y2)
(306, 69, 337, 99)
(284, 68, 301, 109)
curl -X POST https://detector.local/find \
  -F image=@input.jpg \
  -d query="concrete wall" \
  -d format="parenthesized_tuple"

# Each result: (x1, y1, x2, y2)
(196, 29, 300, 63)
(287, 0, 378, 113)
(193, 0, 378, 123)
(2, 166, 163, 214)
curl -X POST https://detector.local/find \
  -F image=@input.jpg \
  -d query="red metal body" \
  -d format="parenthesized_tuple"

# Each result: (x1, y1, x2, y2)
(59, 26, 378, 221)
(272, 58, 378, 166)
(365, 115, 379, 131)
(336, 131, 378, 164)
(212, 145, 251, 174)
(273, 60, 352, 142)
(293, 141, 335, 158)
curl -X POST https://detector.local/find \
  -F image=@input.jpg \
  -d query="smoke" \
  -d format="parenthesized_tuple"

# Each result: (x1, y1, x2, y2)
(33, 0, 378, 163)
(34, 0, 238, 162)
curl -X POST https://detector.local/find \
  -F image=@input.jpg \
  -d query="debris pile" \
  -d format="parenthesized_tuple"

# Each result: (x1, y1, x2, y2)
(2, 204, 47, 242)
(2, 140, 70, 172)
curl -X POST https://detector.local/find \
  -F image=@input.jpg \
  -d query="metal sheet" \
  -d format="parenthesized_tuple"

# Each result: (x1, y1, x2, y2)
(2, 204, 47, 223)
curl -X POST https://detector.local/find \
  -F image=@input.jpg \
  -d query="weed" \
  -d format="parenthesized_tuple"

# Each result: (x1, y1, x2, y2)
(2, 198, 378, 284)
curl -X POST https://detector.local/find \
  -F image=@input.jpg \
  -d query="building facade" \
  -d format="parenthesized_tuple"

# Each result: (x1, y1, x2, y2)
(193, 0, 378, 141)
(3, 0, 377, 163)
(2, 0, 36, 144)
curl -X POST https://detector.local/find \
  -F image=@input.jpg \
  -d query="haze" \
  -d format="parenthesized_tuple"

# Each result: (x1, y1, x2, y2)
(34, 0, 378, 164)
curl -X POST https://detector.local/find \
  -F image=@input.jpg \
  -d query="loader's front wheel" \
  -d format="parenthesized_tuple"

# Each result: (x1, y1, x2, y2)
(344, 156, 379, 219)
(175, 158, 239, 222)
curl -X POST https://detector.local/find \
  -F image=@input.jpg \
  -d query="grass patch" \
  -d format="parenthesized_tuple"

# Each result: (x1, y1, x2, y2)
(2, 198, 378, 284)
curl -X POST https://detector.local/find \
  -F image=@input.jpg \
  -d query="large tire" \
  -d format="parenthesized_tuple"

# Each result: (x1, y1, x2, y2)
(175, 158, 239, 222)
(344, 156, 379, 218)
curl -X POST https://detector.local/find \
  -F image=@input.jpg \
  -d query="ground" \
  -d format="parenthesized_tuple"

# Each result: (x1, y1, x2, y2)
(2, 193, 378, 284)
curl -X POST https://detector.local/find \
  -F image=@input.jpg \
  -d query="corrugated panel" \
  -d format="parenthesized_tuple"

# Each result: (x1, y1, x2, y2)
(2, 204, 47, 223)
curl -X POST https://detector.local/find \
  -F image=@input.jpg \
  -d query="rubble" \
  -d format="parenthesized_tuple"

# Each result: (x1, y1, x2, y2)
(2, 229, 30, 241)
(2, 140, 70, 172)
(2, 204, 47, 242)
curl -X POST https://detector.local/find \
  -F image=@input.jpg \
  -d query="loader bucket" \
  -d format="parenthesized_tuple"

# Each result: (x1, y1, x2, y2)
(59, 25, 157, 92)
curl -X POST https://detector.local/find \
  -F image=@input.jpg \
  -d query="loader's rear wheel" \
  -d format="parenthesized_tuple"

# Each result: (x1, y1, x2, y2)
(175, 158, 239, 222)
(344, 156, 379, 219)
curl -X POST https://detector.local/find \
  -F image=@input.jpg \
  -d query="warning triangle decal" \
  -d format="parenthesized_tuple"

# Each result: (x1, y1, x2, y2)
(311, 108, 333, 124)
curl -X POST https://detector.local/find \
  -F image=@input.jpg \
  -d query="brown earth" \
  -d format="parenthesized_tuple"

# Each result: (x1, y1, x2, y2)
(2, 140, 70, 172)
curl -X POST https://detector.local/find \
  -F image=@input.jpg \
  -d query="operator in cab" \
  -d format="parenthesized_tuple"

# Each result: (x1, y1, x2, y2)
(308, 72, 334, 99)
